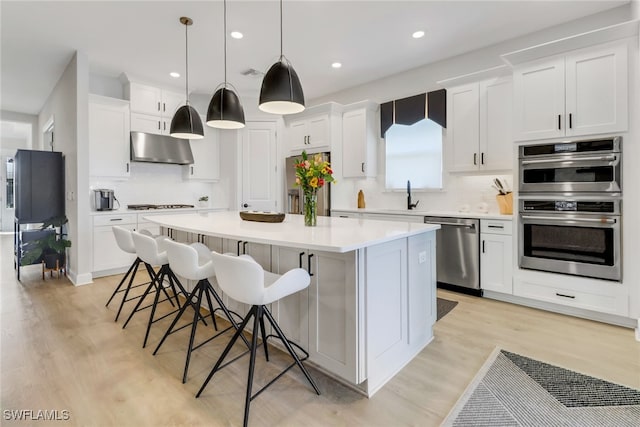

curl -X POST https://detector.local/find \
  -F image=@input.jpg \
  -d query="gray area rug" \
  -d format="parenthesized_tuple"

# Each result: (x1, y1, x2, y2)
(437, 298, 458, 321)
(442, 348, 640, 426)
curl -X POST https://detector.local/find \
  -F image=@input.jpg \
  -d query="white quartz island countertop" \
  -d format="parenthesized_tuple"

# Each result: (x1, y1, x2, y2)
(144, 210, 440, 253)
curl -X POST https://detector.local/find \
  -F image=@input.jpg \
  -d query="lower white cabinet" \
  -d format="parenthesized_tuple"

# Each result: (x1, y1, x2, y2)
(480, 219, 513, 294)
(92, 214, 137, 273)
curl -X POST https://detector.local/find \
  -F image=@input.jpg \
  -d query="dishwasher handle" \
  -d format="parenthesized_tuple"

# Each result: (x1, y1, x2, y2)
(425, 221, 476, 229)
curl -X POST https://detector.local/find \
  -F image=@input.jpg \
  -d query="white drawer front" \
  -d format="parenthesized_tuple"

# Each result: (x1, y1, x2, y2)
(93, 214, 137, 227)
(513, 278, 628, 316)
(481, 219, 512, 235)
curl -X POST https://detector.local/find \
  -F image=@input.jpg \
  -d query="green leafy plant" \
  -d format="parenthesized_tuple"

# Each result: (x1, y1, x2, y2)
(20, 216, 71, 267)
(198, 195, 209, 202)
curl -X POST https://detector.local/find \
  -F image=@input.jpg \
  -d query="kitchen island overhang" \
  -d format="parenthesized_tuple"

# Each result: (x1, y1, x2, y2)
(145, 211, 440, 397)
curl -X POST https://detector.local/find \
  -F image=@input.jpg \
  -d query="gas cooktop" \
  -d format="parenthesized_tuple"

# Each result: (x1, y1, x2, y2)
(127, 204, 195, 210)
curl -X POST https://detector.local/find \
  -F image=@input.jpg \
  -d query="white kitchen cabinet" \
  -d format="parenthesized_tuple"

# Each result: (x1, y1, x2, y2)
(184, 116, 220, 181)
(89, 95, 131, 179)
(288, 115, 329, 153)
(92, 214, 137, 274)
(270, 246, 310, 349)
(447, 77, 512, 172)
(283, 103, 342, 155)
(513, 41, 627, 141)
(126, 82, 186, 135)
(480, 219, 513, 294)
(342, 102, 378, 178)
(306, 249, 358, 382)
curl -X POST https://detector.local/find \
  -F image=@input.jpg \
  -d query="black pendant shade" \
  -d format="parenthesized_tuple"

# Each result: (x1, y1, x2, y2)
(170, 16, 204, 140)
(207, 87, 246, 129)
(170, 104, 204, 139)
(259, 59, 305, 115)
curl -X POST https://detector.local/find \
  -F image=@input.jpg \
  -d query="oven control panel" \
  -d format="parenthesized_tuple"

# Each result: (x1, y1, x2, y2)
(522, 200, 617, 213)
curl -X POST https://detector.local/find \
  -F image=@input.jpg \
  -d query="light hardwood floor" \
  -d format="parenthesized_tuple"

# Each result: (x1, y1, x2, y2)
(1, 234, 639, 426)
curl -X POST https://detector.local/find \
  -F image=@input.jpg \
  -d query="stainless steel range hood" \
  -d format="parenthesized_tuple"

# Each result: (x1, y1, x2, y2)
(130, 131, 194, 165)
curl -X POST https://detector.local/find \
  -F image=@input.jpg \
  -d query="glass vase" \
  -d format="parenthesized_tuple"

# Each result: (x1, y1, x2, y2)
(303, 192, 317, 226)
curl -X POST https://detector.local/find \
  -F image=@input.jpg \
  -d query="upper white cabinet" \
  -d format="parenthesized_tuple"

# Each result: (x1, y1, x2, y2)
(513, 41, 628, 141)
(184, 115, 220, 181)
(89, 95, 131, 178)
(342, 102, 378, 178)
(288, 115, 329, 153)
(447, 76, 513, 172)
(125, 82, 185, 135)
(283, 103, 342, 155)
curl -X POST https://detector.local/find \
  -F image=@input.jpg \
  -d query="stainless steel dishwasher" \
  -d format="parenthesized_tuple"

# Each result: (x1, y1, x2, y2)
(424, 216, 480, 293)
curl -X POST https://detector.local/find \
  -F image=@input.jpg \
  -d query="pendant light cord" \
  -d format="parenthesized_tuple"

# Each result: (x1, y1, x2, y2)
(185, 21, 190, 104)
(279, 0, 283, 60)
(224, 0, 228, 85)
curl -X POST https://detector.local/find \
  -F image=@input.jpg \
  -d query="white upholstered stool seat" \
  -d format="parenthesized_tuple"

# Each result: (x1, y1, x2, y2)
(196, 252, 320, 427)
(153, 240, 250, 383)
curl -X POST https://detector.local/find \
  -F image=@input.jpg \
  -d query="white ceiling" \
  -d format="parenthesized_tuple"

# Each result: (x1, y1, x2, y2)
(1, 0, 629, 115)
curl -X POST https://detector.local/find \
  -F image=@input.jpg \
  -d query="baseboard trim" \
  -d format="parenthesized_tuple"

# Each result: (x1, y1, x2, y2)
(67, 270, 93, 286)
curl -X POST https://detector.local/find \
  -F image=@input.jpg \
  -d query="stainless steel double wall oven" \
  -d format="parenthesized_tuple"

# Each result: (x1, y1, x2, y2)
(518, 137, 622, 281)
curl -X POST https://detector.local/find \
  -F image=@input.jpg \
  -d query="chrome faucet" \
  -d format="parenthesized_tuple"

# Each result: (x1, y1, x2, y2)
(407, 180, 419, 210)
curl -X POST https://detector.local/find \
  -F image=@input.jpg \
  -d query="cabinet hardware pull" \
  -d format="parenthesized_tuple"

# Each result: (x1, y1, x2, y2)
(361, 162, 365, 173)
(487, 225, 503, 229)
(236, 240, 242, 256)
(126, 163, 129, 173)
(157, 102, 161, 111)
(163, 102, 166, 112)
(569, 113, 572, 129)
(307, 253, 314, 276)
(163, 122, 166, 131)
(481, 153, 485, 165)
(242, 241, 248, 254)
(473, 153, 477, 165)
(191, 166, 194, 175)
(299, 252, 305, 268)
(158, 121, 161, 130)
(109, 218, 123, 221)
(482, 240, 485, 253)
(339, 215, 348, 218)
(555, 293, 575, 299)
(558, 114, 561, 130)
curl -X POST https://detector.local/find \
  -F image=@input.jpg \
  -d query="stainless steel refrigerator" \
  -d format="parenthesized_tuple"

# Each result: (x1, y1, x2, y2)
(285, 152, 331, 216)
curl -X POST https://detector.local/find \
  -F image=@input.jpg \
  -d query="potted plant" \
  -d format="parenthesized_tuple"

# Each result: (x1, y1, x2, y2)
(20, 216, 71, 270)
(198, 195, 209, 207)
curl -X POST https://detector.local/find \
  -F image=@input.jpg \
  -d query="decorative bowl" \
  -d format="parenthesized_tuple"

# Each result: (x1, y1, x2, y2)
(239, 211, 285, 223)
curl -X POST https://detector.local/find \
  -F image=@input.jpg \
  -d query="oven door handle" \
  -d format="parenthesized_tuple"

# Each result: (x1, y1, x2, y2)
(520, 215, 616, 225)
(520, 155, 617, 165)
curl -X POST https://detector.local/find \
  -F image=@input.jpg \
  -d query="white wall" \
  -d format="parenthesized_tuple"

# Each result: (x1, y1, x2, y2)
(89, 73, 123, 100)
(37, 51, 92, 285)
(0, 111, 38, 148)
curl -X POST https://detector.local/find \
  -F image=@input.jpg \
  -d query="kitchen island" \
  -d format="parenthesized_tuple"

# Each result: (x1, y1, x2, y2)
(145, 211, 439, 397)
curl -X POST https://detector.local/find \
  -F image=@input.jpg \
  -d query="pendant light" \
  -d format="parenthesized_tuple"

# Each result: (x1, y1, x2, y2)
(207, 0, 245, 129)
(170, 17, 204, 139)
(258, 0, 305, 115)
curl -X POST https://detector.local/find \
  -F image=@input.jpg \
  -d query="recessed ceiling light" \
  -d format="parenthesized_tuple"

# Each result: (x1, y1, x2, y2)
(412, 30, 425, 39)
(331, 62, 342, 69)
(169, 72, 180, 78)
(230, 31, 243, 39)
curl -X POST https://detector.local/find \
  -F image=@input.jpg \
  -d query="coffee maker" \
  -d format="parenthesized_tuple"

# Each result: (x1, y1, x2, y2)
(93, 189, 116, 211)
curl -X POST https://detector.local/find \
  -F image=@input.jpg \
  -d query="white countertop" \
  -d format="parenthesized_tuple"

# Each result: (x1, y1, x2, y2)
(144, 211, 440, 253)
(332, 207, 513, 221)
(90, 207, 227, 216)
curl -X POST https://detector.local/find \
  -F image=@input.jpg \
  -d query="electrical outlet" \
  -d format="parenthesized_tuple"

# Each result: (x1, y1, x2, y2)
(418, 251, 427, 264)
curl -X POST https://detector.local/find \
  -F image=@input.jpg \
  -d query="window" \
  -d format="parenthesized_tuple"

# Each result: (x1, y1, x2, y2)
(385, 119, 443, 190)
